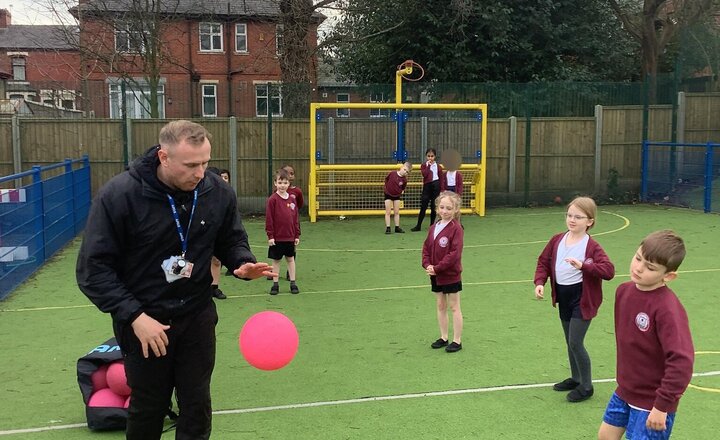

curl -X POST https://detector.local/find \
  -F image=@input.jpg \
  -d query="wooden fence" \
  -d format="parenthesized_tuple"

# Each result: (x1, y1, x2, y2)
(1, 92, 718, 211)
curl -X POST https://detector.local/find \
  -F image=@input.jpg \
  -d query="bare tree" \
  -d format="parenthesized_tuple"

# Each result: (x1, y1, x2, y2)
(41, 0, 194, 118)
(607, 0, 718, 99)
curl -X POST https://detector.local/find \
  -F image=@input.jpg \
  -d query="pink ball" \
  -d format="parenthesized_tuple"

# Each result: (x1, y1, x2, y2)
(90, 364, 109, 392)
(88, 388, 126, 408)
(239, 311, 299, 371)
(106, 361, 132, 396)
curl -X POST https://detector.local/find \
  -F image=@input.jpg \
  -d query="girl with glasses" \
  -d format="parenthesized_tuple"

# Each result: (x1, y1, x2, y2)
(533, 196, 616, 403)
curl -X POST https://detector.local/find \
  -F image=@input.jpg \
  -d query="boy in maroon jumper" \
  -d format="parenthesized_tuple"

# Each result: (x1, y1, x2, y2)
(422, 191, 464, 353)
(598, 230, 694, 440)
(265, 169, 301, 295)
(384, 162, 412, 234)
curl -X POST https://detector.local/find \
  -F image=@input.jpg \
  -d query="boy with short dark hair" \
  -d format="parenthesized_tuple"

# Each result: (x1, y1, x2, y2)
(598, 230, 694, 440)
(265, 169, 301, 295)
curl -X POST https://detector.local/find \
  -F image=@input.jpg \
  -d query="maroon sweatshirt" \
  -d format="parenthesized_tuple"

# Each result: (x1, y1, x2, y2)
(421, 219, 463, 285)
(440, 170, 464, 195)
(534, 232, 615, 319)
(384, 171, 408, 197)
(265, 192, 300, 242)
(288, 186, 304, 210)
(420, 161, 442, 184)
(614, 282, 694, 413)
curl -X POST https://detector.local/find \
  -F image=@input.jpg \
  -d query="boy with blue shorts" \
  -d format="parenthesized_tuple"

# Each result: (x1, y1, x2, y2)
(598, 230, 694, 440)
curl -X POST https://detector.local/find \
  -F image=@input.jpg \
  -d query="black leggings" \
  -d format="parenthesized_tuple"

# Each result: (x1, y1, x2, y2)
(561, 318, 593, 390)
(416, 180, 441, 228)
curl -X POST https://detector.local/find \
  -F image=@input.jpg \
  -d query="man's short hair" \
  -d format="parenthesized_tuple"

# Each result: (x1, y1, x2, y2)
(159, 120, 212, 148)
(640, 230, 686, 272)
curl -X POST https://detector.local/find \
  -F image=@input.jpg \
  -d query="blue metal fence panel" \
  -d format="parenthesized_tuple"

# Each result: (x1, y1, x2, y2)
(0, 156, 91, 300)
(641, 142, 719, 213)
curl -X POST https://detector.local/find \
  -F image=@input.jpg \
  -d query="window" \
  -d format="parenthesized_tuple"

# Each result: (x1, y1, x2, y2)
(336, 93, 349, 118)
(255, 84, 283, 117)
(200, 23, 223, 51)
(202, 84, 217, 117)
(109, 82, 165, 119)
(235, 23, 247, 52)
(275, 25, 284, 56)
(115, 23, 146, 53)
(40, 89, 76, 109)
(11, 58, 26, 81)
(370, 92, 390, 118)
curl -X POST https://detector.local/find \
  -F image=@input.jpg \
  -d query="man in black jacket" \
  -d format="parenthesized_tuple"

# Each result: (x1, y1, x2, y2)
(77, 120, 273, 440)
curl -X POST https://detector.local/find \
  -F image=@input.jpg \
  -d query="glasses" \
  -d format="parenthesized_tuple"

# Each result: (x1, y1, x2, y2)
(566, 213, 588, 221)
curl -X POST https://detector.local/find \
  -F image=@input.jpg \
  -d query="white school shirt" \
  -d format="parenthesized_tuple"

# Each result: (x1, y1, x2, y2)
(428, 162, 439, 181)
(446, 171, 457, 187)
(554, 232, 589, 285)
(433, 220, 450, 240)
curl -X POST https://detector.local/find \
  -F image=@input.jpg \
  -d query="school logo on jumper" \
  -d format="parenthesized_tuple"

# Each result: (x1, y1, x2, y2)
(439, 237, 449, 248)
(288, 203, 296, 210)
(635, 312, 650, 332)
(584, 258, 594, 265)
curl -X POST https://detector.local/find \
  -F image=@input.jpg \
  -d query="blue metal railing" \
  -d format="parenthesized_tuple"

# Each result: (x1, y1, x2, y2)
(0, 156, 91, 300)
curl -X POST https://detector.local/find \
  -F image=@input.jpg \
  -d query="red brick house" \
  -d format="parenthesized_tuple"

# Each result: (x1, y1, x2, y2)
(73, 0, 324, 118)
(0, 9, 82, 110)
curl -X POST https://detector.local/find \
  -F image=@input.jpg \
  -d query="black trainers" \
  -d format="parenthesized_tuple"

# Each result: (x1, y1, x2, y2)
(395, 226, 405, 233)
(445, 342, 462, 353)
(410, 226, 421, 232)
(269, 285, 279, 295)
(385, 227, 392, 234)
(430, 338, 448, 349)
(566, 386, 594, 403)
(213, 288, 227, 300)
(290, 284, 300, 294)
(553, 378, 580, 391)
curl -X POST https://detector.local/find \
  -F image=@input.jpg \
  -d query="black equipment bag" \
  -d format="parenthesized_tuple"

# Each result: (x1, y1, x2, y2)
(76, 337, 127, 431)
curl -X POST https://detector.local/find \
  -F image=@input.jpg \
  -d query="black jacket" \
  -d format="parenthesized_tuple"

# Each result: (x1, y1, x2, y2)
(76, 146, 257, 324)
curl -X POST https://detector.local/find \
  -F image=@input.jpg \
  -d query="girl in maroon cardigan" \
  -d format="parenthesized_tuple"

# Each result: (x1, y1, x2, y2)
(422, 191, 464, 353)
(534, 196, 615, 402)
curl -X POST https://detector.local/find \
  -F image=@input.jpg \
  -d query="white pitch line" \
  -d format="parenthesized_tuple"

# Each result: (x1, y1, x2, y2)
(3, 268, 720, 312)
(3, 371, 720, 436)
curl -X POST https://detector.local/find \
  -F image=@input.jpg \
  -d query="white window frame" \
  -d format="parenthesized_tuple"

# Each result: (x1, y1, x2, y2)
(201, 84, 217, 117)
(109, 82, 165, 119)
(370, 92, 390, 118)
(11, 57, 26, 81)
(199, 23, 223, 52)
(115, 23, 146, 53)
(255, 83, 283, 117)
(336, 93, 350, 118)
(235, 23, 248, 53)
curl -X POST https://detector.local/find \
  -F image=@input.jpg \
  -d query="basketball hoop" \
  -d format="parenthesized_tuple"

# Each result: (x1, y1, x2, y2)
(397, 60, 425, 82)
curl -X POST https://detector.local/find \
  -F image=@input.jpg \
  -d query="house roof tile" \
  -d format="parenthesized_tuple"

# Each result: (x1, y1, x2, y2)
(77, 0, 324, 20)
(0, 25, 78, 50)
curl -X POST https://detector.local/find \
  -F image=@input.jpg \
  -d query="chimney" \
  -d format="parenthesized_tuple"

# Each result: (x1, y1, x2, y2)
(0, 9, 11, 28)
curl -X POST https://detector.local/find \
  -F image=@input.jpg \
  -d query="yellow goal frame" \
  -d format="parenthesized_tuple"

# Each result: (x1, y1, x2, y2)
(308, 102, 487, 222)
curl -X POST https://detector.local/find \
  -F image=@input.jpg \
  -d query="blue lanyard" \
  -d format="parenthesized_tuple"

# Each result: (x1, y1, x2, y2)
(167, 189, 198, 257)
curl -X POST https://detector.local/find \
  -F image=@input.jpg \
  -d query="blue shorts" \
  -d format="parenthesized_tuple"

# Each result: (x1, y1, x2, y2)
(603, 393, 676, 439)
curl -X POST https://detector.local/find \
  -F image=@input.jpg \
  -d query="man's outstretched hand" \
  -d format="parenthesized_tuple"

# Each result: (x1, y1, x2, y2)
(234, 262, 276, 279)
